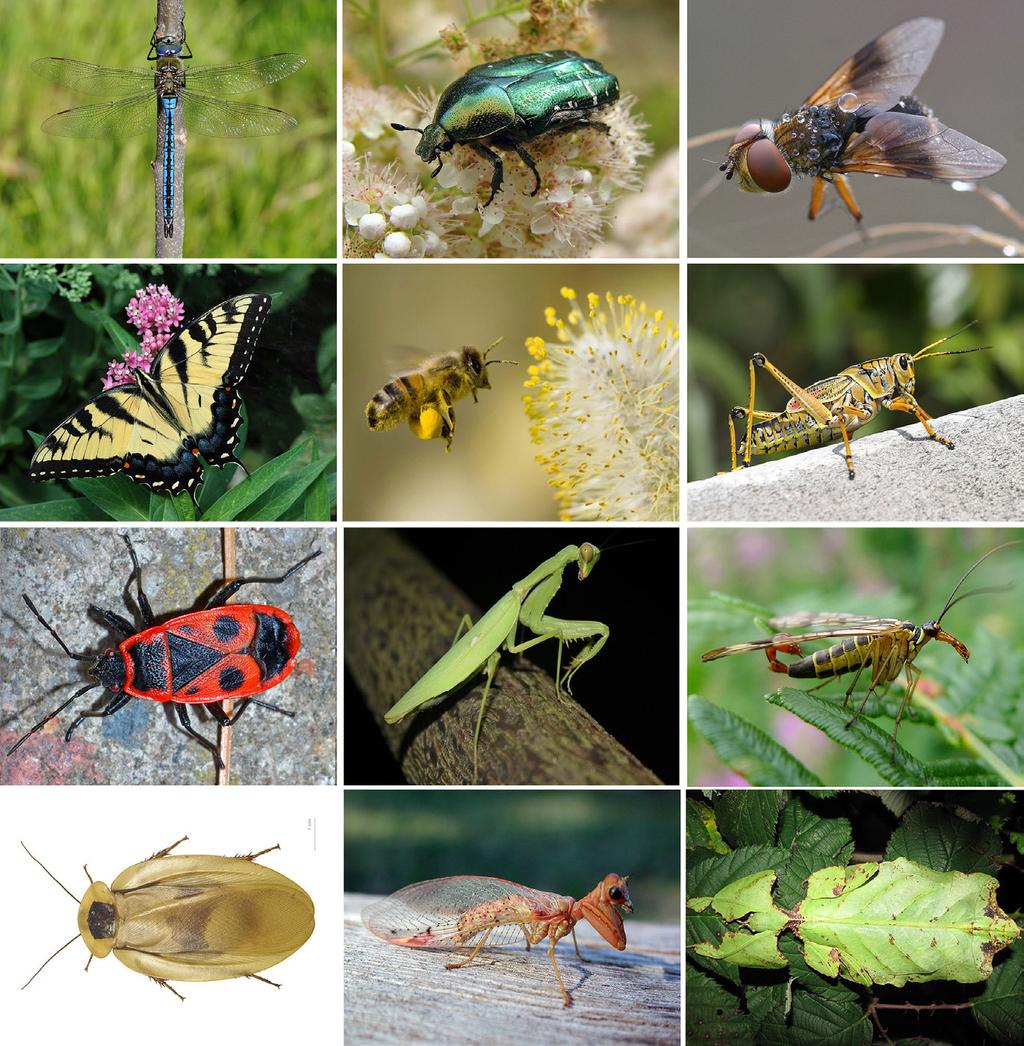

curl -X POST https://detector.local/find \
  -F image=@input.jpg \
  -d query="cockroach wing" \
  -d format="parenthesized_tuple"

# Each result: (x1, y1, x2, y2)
(108, 855, 315, 982)
(834, 113, 1006, 181)
(362, 875, 571, 950)
(804, 17, 944, 118)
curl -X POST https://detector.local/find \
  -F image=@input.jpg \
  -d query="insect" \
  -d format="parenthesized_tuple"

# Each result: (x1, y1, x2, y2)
(30, 294, 270, 503)
(391, 50, 619, 206)
(701, 542, 1020, 757)
(20, 837, 314, 999)
(365, 339, 516, 451)
(362, 872, 632, 1007)
(7, 535, 322, 771)
(383, 543, 608, 781)
(719, 17, 1005, 222)
(33, 25, 305, 238)
(723, 322, 988, 478)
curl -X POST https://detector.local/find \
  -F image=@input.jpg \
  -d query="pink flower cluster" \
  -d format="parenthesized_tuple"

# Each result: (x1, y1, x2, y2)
(102, 284, 186, 389)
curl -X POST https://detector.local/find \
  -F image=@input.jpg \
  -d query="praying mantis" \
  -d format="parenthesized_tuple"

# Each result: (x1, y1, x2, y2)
(383, 543, 610, 781)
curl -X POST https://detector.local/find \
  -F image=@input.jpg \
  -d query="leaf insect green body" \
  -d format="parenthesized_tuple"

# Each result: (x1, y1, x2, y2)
(384, 543, 609, 780)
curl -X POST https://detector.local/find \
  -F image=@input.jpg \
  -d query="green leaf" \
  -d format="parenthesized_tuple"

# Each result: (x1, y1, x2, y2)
(688, 695, 823, 786)
(973, 940, 1024, 1044)
(686, 797, 730, 855)
(0, 497, 95, 522)
(758, 982, 871, 1046)
(716, 789, 786, 849)
(885, 802, 1002, 872)
(686, 965, 756, 1045)
(767, 688, 932, 785)
(203, 440, 318, 519)
(67, 475, 149, 520)
(236, 454, 335, 521)
(775, 797, 855, 908)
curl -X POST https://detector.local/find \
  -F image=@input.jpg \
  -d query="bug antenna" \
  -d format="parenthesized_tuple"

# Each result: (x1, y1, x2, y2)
(941, 583, 1014, 617)
(915, 344, 990, 361)
(390, 122, 424, 136)
(22, 594, 93, 661)
(21, 933, 81, 990)
(913, 320, 984, 360)
(7, 683, 103, 757)
(937, 541, 1024, 624)
(20, 842, 81, 904)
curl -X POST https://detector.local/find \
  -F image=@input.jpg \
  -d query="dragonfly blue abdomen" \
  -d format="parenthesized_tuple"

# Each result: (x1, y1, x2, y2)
(33, 32, 306, 239)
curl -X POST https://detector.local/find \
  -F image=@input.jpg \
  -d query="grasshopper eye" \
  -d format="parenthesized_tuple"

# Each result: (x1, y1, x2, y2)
(609, 885, 623, 901)
(898, 354, 910, 368)
(746, 138, 791, 193)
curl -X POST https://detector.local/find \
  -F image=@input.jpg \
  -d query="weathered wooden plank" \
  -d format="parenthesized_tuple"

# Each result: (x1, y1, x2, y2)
(344, 893, 681, 1045)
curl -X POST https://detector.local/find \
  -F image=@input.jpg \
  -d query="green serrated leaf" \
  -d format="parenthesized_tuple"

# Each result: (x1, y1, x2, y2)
(767, 688, 932, 785)
(688, 696, 823, 786)
(973, 939, 1024, 1044)
(885, 802, 1001, 872)
(716, 790, 786, 849)
(686, 965, 756, 1045)
(686, 796, 730, 855)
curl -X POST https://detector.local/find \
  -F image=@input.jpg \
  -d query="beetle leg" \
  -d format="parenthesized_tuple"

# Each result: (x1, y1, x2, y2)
(470, 142, 504, 206)
(174, 703, 224, 770)
(509, 141, 542, 196)
(206, 697, 252, 726)
(89, 604, 136, 638)
(205, 547, 322, 608)
(150, 977, 186, 1002)
(246, 972, 282, 989)
(121, 535, 156, 627)
(237, 844, 281, 861)
(146, 837, 189, 860)
(63, 691, 133, 743)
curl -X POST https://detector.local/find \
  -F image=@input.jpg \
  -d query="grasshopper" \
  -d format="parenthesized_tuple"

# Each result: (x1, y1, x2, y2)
(724, 322, 988, 478)
(701, 542, 1020, 757)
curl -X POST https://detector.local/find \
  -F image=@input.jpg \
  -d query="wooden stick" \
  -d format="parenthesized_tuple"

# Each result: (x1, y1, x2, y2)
(216, 528, 236, 785)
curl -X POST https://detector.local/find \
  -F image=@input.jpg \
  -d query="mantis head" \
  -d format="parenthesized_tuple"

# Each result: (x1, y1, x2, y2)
(576, 543, 601, 581)
(575, 873, 632, 950)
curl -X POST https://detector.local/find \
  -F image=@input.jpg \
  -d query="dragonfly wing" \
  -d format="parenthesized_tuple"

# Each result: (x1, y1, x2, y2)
(32, 58, 153, 96)
(362, 876, 568, 950)
(183, 91, 298, 137)
(804, 17, 944, 117)
(184, 53, 307, 95)
(833, 113, 1006, 181)
(40, 94, 154, 138)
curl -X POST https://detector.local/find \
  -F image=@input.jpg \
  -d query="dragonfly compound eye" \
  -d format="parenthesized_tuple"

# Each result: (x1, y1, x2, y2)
(746, 138, 791, 193)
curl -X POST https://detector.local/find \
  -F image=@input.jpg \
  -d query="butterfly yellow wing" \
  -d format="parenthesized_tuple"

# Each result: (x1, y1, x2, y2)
(29, 294, 270, 502)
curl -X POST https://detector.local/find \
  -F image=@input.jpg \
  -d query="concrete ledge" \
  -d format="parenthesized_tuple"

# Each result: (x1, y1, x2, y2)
(687, 395, 1024, 522)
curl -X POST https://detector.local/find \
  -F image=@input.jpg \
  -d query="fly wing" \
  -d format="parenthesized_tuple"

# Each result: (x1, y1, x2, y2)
(362, 876, 568, 950)
(804, 17, 944, 118)
(833, 112, 1006, 181)
(702, 620, 906, 661)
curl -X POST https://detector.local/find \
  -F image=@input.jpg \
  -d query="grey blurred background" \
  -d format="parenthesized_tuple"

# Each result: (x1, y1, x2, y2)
(687, 0, 1024, 257)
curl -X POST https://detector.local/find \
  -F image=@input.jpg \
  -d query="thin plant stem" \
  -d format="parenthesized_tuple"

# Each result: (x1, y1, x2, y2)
(811, 222, 1024, 258)
(687, 126, 740, 149)
(390, 2, 529, 66)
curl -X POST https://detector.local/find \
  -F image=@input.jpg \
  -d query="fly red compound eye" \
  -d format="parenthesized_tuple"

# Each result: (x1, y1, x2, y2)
(746, 139, 791, 192)
(7, 535, 322, 774)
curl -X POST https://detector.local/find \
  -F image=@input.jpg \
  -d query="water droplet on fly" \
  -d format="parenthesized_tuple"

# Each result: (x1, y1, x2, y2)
(950, 181, 974, 193)
(807, 148, 820, 162)
(837, 92, 859, 113)
(1003, 245, 1019, 257)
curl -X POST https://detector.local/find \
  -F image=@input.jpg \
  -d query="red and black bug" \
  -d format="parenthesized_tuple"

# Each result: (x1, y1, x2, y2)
(7, 535, 321, 770)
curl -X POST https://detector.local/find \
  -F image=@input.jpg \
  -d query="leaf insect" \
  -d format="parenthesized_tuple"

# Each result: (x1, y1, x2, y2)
(719, 17, 1006, 223)
(20, 836, 314, 1000)
(383, 543, 609, 781)
(701, 541, 1021, 757)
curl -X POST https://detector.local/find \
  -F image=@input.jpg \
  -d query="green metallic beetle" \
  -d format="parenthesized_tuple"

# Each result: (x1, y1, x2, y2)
(392, 50, 620, 206)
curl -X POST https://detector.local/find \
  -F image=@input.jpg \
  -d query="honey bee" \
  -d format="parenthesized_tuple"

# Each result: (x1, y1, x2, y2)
(720, 17, 1006, 223)
(365, 339, 515, 450)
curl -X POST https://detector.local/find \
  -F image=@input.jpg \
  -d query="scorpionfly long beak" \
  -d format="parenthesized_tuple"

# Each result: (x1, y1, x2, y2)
(934, 629, 970, 662)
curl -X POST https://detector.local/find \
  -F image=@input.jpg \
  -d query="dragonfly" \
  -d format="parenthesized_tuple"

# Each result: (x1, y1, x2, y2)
(362, 873, 633, 1007)
(33, 27, 306, 238)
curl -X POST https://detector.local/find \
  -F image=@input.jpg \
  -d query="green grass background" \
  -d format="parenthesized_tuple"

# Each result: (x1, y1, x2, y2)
(0, 0, 336, 258)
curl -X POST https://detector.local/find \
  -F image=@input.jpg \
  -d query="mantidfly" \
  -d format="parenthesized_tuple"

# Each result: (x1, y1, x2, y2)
(701, 542, 1020, 758)
(383, 543, 609, 781)
(362, 873, 632, 1007)
(723, 322, 989, 478)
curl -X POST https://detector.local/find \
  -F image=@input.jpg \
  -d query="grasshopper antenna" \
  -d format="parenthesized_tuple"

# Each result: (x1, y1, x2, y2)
(913, 320, 989, 361)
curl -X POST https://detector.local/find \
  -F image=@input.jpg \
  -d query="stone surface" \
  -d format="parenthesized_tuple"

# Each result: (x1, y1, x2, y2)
(687, 395, 1024, 522)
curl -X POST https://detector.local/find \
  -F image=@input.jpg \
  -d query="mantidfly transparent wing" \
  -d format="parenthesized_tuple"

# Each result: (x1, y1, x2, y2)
(362, 872, 632, 1007)
(382, 543, 609, 781)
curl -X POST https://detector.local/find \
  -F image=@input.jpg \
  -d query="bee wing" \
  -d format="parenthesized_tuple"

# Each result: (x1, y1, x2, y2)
(832, 112, 1006, 181)
(702, 620, 906, 662)
(804, 17, 944, 118)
